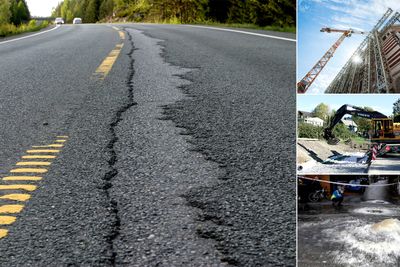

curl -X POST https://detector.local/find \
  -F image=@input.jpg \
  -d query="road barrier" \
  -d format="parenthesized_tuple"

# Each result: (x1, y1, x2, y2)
(298, 176, 399, 187)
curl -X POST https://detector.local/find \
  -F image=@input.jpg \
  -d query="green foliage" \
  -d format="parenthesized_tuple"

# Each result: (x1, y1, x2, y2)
(298, 122, 323, 139)
(393, 114, 400, 123)
(51, 0, 295, 28)
(0, 0, 11, 24)
(393, 99, 400, 115)
(0, 19, 48, 37)
(9, 0, 29, 25)
(312, 103, 329, 121)
(333, 123, 357, 140)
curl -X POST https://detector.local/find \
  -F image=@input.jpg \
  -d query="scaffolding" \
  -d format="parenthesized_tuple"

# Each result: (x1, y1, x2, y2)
(326, 8, 400, 93)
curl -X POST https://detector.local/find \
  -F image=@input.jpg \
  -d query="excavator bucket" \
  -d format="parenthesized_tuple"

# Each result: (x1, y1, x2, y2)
(327, 138, 340, 145)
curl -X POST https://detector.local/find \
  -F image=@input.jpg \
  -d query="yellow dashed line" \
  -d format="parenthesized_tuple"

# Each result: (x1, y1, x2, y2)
(0, 194, 31, 201)
(0, 216, 16, 225)
(119, 31, 125, 40)
(0, 205, 24, 213)
(94, 43, 124, 80)
(32, 144, 63, 148)
(27, 149, 60, 153)
(22, 155, 56, 159)
(0, 185, 37, 191)
(10, 168, 47, 173)
(0, 135, 68, 240)
(0, 229, 8, 238)
(2, 176, 42, 181)
(16, 162, 51, 166)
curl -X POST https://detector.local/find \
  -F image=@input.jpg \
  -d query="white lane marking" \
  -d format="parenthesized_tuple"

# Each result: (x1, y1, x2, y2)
(182, 25, 296, 42)
(0, 25, 60, 45)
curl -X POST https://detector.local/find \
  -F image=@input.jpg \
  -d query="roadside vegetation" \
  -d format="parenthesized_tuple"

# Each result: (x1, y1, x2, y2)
(52, 0, 295, 32)
(298, 102, 368, 143)
(0, 0, 49, 37)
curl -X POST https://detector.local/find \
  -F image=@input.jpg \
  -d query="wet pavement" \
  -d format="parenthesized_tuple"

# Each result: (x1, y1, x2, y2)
(298, 198, 400, 266)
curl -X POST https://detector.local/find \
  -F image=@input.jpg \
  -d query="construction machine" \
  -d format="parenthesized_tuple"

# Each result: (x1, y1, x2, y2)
(323, 105, 400, 151)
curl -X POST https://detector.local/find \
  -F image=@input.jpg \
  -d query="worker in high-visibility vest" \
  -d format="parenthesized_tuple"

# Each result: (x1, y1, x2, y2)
(331, 186, 344, 206)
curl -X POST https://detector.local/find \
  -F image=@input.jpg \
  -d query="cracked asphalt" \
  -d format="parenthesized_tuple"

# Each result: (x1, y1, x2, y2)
(0, 24, 295, 266)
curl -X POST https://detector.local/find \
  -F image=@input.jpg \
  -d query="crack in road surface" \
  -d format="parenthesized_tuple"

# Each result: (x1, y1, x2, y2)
(102, 30, 137, 265)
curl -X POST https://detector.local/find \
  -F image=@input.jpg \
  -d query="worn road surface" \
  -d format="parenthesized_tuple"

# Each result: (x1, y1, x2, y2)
(0, 24, 296, 266)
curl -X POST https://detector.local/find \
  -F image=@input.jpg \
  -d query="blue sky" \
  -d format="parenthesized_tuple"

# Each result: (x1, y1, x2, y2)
(298, 94, 400, 116)
(298, 0, 400, 94)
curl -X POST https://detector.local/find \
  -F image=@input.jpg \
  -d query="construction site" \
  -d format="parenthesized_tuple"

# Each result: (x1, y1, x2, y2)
(298, 8, 400, 93)
(298, 103, 400, 174)
(298, 175, 400, 266)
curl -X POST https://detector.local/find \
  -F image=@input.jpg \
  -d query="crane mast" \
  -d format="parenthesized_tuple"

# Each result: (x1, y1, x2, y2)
(297, 28, 366, 93)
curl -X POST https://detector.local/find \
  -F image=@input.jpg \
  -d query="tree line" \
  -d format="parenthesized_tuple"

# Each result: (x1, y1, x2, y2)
(51, 0, 295, 27)
(0, 0, 30, 25)
(298, 103, 374, 140)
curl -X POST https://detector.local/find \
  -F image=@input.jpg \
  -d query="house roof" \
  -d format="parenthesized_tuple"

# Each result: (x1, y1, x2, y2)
(305, 117, 324, 123)
(298, 110, 312, 117)
(341, 118, 357, 127)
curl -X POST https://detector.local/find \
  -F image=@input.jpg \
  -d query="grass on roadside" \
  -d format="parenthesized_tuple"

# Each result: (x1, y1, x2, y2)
(192, 22, 296, 33)
(351, 136, 368, 144)
(0, 20, 50, 38)
(105, 17, 296, 33)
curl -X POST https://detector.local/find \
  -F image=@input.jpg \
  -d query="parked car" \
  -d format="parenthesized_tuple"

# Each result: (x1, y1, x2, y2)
(55, 17, 64, 24)
(73, 18, 82, 24)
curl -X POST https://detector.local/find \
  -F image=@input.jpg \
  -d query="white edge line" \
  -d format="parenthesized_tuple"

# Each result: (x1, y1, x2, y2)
(0, 25, 60, 45)
(183, 25, 296, 42)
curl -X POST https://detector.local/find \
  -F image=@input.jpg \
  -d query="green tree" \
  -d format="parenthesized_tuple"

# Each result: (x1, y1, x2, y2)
(0, 0, 11, 24)
(85, 0, 99, 22)
(393, 99, 400, 115)
(17, 0, 29, 22)
(298, 122, 323, 139)
(352, 106, 374, 135)
(99, 0, 114, 20)
(312, 103, 330, 121)
(53, 0, 296, 27)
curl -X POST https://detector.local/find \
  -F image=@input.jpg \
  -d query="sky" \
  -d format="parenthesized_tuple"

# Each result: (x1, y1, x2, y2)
(297, 94, 400, 116)
(298, 0, 400, 94)
(26, 0, 62, 17)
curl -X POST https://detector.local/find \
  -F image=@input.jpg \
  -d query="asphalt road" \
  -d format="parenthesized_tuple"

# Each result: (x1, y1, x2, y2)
(0, 24, 296, 266)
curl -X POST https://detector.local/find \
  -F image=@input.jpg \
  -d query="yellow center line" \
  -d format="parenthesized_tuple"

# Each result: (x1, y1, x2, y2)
(0, 216, 16, 225)
(27, 149, 60, 153)
(94, 43, 124, 80)
(0, 185, 37, 191)
(2, 176, 42, 181)
(10, 168, 47, 173)
(16, 162, 51, 166)
(32, 144, 63, 148)
(0, 194, 31, 201)
(0, 229, 8, 238)
(0, 205, 24, 213)
(119, 31, 125, 40)
(0, 135, 69, 240)
(22, 155, 56, 159)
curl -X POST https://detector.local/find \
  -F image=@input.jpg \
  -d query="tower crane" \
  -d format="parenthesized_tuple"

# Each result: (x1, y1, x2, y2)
(297, 28, 367, 93)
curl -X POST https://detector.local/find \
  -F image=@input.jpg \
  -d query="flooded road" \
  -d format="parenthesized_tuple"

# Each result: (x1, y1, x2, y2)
(298, 201, 400, 266)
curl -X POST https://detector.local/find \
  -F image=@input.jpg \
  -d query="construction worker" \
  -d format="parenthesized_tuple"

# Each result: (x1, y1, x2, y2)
(331, 186, 344, 207)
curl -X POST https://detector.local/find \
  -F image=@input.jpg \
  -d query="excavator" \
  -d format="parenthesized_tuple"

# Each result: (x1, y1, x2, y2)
(323, 105, 400, 153)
